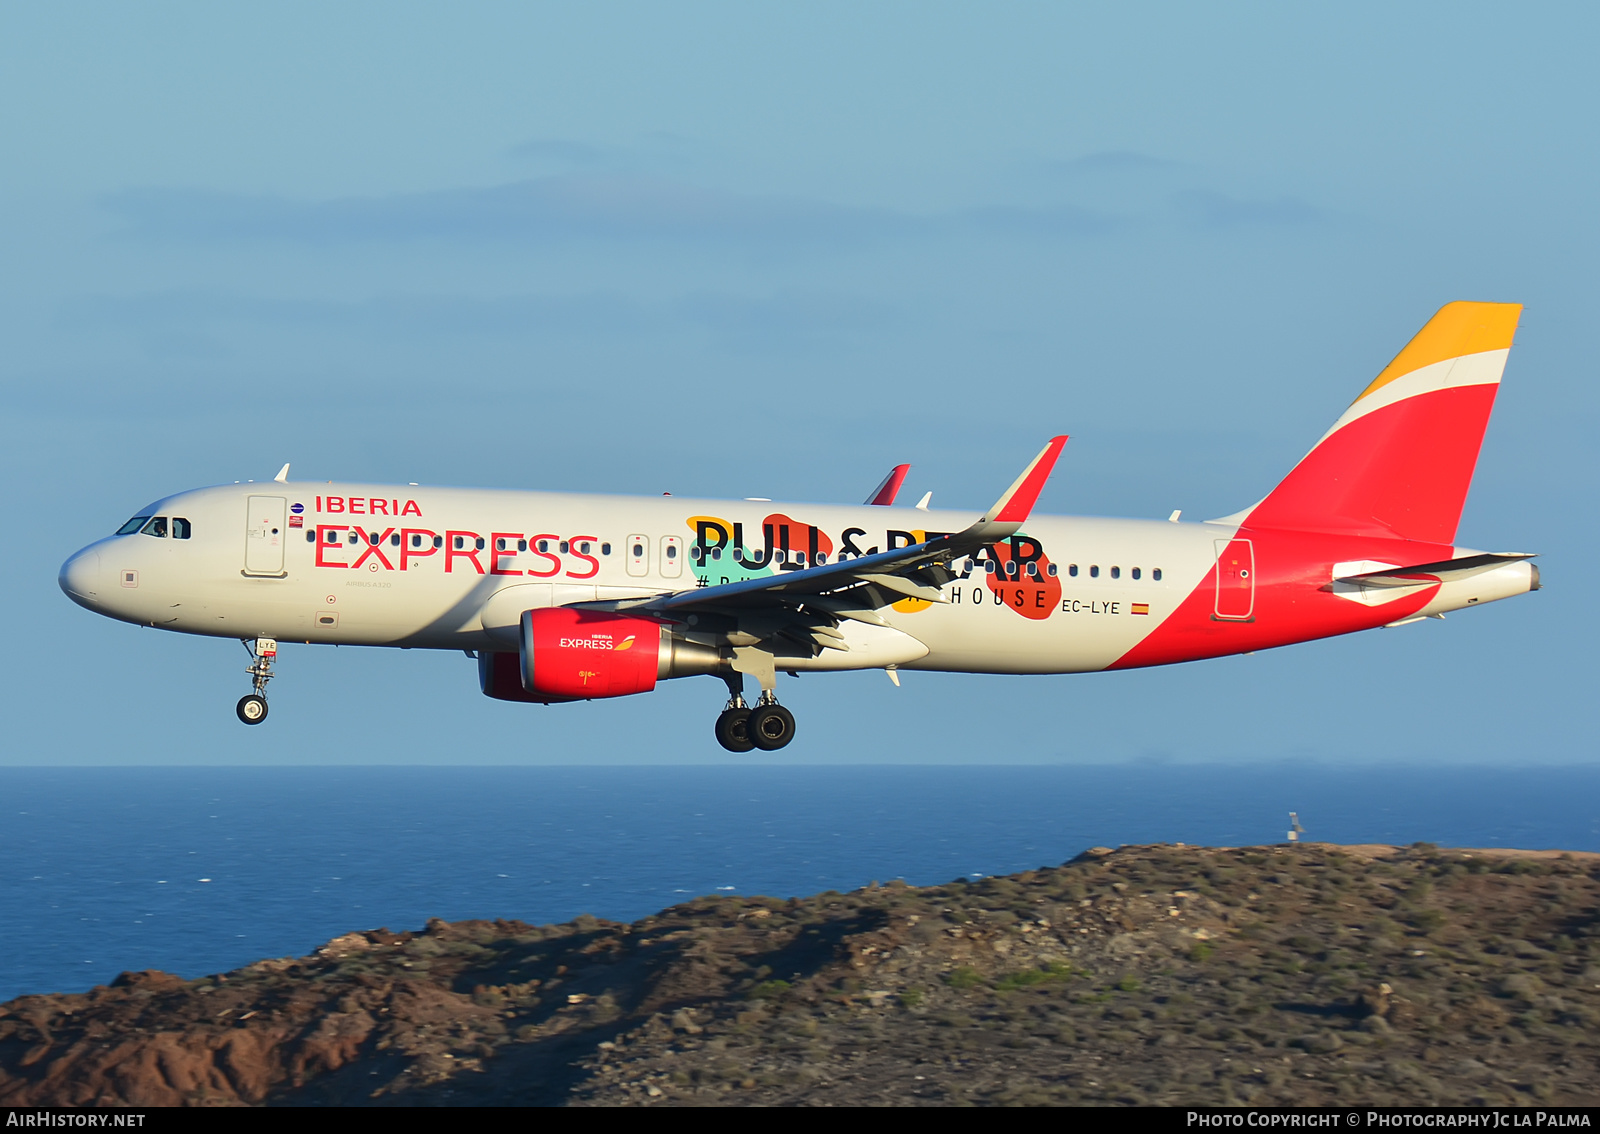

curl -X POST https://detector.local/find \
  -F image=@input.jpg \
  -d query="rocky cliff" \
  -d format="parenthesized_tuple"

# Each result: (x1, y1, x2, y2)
(2, 843, 1597, 1106)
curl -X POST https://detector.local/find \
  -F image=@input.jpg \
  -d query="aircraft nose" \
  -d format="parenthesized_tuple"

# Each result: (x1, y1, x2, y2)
(59, 548, 103, 607)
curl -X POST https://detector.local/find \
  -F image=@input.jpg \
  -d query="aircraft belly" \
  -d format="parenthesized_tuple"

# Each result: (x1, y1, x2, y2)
(770, 622, 929, 672)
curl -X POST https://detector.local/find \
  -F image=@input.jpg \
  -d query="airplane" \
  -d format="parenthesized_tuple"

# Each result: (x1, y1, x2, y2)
(58, 301, 1539, 752)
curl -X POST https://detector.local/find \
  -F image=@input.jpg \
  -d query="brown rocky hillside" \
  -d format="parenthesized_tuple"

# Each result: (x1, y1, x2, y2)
(2, 842, 1597, 1107)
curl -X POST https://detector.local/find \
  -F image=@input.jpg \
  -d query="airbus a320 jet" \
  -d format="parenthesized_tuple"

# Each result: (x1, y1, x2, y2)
(60, 302, 1539, 751)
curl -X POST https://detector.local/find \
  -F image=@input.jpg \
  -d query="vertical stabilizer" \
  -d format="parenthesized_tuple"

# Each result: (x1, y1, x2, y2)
(1241, 301, 1521, 543)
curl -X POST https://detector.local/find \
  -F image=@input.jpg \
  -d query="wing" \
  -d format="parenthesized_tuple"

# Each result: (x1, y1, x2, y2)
(863, 464, 911, 506)
(584, 437, 1068, 655)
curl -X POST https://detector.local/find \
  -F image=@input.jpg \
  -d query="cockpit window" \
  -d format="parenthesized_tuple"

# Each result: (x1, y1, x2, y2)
(117, 516, 151, 536)
(140, 516, 169, 538)
(172, 518, 192, 540)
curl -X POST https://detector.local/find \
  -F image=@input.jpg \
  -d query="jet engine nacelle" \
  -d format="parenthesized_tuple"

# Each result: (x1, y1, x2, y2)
(477, 608, 724, 703)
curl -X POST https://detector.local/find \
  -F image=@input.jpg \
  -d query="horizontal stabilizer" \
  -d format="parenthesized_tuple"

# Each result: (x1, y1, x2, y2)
(1335, 552, 1536, 588)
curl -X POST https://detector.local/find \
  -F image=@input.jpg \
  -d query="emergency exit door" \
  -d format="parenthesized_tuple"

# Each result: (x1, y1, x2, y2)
(660, 535, 683, 578)
(244, 496, 288, 576)
(626, 535, 649, 577)
(1213, 538, 1255, 620)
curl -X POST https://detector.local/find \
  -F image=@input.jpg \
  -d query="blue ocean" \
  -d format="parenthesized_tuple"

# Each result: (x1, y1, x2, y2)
(4, 765, 1598, 1003)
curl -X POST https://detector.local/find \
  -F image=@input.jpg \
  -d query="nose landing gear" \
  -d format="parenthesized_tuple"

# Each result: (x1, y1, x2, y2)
(236, 638, 277, 725)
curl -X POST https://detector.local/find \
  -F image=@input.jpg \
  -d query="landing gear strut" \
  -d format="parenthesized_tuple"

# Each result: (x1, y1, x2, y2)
(713, 669, 752, 752)
(714, 696, 752, 753)
(236, 638, 276, 725)
(747, 690, 796, 751)
(713, 670, 795, 752)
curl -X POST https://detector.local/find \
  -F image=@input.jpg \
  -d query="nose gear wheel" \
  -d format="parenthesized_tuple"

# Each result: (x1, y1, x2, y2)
(236, 695, 268, 724)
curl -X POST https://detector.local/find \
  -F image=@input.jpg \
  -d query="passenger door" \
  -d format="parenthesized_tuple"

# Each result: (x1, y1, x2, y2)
(244, 496, 288, 576)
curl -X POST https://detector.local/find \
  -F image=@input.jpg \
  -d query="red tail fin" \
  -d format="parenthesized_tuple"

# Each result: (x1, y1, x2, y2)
(1240, 302, 1521, 544)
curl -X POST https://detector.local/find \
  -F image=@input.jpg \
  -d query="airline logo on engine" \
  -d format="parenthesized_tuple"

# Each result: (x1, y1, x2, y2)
(559, 634, 633, 650)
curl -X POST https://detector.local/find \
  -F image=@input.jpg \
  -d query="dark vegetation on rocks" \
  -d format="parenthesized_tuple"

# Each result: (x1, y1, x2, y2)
(3, 843, 1598, 1107)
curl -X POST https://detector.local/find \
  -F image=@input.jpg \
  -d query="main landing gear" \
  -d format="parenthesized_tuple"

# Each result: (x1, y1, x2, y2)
(236, 637, 277, 725)
(714, 678, 796, 753)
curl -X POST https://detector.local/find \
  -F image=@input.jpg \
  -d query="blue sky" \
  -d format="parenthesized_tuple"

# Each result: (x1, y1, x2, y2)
(2, 3, 1593, 765)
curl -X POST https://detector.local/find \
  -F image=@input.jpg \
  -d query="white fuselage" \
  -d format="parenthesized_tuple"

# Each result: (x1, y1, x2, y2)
(60, 481, 1539, 682)
(59, 482, 1240, 675)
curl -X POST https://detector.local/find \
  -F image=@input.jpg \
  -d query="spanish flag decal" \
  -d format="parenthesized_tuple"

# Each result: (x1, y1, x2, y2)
(1131, 603, 1150, 615)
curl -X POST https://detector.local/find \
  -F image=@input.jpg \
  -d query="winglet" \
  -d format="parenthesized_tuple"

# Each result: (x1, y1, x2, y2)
(983, 436, 1067, 524)
(864, 464, 911, 506)
(274, 463, 290, 484)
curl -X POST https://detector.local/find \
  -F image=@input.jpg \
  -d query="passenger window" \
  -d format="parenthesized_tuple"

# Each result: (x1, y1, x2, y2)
(711, 547, 722, 560)
(475, 537, 485, 551)
(1132, 567, 1141, 580)
(1089, 565, 1099, 578)
(666, 544, 677, 560)
(172, 518, 192, 539)
(537, 540, 548, 552)
(1068, 564, 1078, 577)
(390, 533, 401, 547)
(985, 560, 996, 574)
(348, 532, 359, 545)
(559, 541, 569, 554)
(815, 553, 827, 565)
(578, 541, 590, 554)
(453, 536, 464, 550)
(116, 516, 151, 536)
(411, 534, 423, 548)
(1046, 563, 1057, 577)
(518, 539, 527, 552)
(328, 530, 342, 545)
(1110, 566, 1120, 579)
(305, 531, 316, 543)
(633, 543, 644, 557)
(1153, 568, 1163, 581)
(1026, 563, 1038, 578)
(601, 543, 611, 555)
(369, 532, 380, 545)
(432, 535, 443, 549)
(141, 517, 168, 538)
(495, 538, 506, 552)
